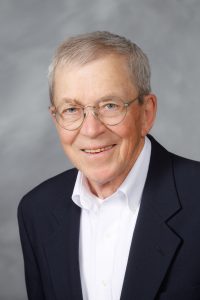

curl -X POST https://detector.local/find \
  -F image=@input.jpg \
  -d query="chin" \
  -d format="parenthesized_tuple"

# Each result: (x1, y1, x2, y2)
(86, 168, 119, 186)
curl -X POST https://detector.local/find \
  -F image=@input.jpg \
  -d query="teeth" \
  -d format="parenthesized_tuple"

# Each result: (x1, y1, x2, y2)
(83, 145, 113, 153)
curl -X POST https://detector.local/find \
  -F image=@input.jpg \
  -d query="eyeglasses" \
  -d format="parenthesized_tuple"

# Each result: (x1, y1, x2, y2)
(50, 96, 139, 131)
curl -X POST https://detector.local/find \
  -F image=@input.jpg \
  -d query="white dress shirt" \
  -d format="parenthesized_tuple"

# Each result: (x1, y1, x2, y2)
(72, 137, 151, 300)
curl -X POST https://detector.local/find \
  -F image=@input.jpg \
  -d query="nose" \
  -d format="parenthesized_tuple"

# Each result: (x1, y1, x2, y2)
(80, 108, 106, 138)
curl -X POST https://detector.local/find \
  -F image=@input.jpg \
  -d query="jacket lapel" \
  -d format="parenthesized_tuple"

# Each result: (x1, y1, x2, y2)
(43, 171, 83, 300)
(121, 137, 182, 300)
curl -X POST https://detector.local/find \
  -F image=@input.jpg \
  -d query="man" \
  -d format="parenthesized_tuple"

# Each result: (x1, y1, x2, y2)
(18, 31, 200, 300)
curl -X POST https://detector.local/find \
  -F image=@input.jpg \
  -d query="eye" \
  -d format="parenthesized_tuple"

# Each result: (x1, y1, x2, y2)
(101, 101, 120, 111)
(65, 107, 78, 113)
(61, 106, 81, 116)
(105, 103, 118, 110)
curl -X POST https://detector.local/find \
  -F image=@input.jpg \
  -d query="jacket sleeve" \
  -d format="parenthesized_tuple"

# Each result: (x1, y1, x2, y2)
(18, 199, 46, 300)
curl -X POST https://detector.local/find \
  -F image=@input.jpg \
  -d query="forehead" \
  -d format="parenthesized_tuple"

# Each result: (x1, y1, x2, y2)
(53, 54, 137, 105)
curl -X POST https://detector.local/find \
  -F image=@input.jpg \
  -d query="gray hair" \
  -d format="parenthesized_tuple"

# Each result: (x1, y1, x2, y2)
(48, 31, 151, 104)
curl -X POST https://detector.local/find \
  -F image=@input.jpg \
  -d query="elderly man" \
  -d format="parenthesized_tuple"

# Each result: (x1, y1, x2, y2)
(18, 31, 200, 300)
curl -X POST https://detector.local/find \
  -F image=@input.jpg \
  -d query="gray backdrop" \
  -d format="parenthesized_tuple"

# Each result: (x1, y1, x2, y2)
(0, 0, 200, 299)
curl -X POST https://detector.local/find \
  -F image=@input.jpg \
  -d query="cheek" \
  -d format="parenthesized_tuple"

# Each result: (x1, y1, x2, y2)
(56, 127, 77, 150)
(58, 132, 81, 168)
(117, 116, 143, 156)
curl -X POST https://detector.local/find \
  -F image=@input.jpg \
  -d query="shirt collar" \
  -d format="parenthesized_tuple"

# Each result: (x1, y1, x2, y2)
(72, 136, 151, 213)
(118, 136, 151, 212)
(72, 171, 101, 212)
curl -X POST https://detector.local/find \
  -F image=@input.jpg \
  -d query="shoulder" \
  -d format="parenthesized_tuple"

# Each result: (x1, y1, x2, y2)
(18, 168, 78, 213)
(170, 153, 200, 206)
(171, 152, 200, 181)
(149, 134, 200, 176)
(149, 135, 200, 203)
(170, 153, 200, 217)
(171, 152, 200, 171)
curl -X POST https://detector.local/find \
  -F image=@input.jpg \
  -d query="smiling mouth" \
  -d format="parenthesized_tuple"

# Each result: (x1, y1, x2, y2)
(81, 144, 116, 154)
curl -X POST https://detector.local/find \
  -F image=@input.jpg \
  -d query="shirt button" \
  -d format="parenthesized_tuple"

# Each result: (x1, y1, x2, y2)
(102, 280, 107, 287)
(105, 233, 111, 239)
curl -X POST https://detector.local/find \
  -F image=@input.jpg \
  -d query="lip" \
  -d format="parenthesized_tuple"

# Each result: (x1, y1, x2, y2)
(81, 144, 116, 155)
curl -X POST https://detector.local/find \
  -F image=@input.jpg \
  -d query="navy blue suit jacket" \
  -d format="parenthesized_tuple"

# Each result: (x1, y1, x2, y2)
(18, 136, 200, 300)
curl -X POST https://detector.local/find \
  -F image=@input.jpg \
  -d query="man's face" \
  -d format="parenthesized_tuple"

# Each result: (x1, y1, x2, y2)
(52, 54, 156, 197)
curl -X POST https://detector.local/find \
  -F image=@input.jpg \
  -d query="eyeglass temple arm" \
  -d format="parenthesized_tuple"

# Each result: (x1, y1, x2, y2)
(125, 96, 140, 107)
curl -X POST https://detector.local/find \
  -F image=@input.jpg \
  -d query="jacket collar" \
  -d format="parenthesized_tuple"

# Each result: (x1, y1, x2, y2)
(43, 169, 83, 300)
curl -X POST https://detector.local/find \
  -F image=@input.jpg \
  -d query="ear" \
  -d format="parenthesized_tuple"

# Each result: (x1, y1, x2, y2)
(141, 94, 157, 137)
(49, 106, 57, 125)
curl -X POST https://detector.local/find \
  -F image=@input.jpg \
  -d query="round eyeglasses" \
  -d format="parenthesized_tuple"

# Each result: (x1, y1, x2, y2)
(50, 96, 139, 131)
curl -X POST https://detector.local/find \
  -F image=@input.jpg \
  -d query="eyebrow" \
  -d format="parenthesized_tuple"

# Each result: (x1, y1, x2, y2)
(99, 95, 121, 101)
(56, 98, 82, 106)
(57, 94, 122, 106)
